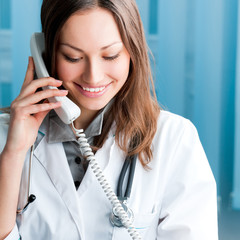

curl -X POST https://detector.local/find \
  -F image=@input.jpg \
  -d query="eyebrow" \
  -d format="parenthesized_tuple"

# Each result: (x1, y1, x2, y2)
(59, 41, 123, 52)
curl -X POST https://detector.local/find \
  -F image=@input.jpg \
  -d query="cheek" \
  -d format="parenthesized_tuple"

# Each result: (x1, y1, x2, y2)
(108, 58, 130, 83)
(56, 57, 82, 82)
(56, 60, 67, 80)
(56, 62, 72, 81)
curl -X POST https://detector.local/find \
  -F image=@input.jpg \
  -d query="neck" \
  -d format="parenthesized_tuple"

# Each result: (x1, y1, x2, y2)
(72, 108, 99, 130)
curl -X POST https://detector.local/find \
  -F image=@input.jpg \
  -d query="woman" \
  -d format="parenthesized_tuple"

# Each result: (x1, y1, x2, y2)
(0, 0, 218, 239)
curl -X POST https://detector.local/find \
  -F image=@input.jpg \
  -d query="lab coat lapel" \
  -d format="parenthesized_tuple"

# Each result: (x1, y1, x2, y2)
(33, 135, 83, 237)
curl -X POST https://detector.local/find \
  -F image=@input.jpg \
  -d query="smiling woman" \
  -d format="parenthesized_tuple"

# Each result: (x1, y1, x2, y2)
(0, 0, 218, 239)
(41, 0, 159, 162)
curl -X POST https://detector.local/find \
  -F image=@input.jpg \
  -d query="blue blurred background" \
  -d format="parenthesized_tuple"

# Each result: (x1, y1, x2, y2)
(0, 0, 239, 239)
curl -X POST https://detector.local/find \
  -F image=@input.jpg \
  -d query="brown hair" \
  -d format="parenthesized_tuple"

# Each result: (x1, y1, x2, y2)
(41, 0, 160, 167)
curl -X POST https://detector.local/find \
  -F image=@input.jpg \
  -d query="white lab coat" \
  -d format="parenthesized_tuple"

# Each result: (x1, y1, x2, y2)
(0, 111, 218, 240)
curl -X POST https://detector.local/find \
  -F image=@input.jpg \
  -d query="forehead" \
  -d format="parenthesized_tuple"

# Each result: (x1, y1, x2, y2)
(59, 7, 122, 49)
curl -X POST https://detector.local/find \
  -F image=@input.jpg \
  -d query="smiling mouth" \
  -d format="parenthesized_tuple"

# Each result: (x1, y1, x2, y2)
(82, 86, 106, 93)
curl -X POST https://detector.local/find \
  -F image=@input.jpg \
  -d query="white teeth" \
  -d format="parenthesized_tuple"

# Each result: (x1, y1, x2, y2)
(82, 86, 105, 92)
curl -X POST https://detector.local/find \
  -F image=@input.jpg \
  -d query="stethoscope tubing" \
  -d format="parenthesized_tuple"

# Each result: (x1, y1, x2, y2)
(17, 144, 36, 214)
(117, 154, 137, 200)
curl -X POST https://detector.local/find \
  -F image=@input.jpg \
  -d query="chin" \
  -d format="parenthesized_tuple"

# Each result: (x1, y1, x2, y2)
(81, 102, 108, 112)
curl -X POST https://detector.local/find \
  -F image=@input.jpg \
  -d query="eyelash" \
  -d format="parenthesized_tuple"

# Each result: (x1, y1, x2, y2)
(103, 53, 120, 61)
(64, 55, 81, 63)
(63, 53, 120, 63)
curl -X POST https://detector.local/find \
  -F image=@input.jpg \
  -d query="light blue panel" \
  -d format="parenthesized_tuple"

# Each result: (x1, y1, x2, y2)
(136, 0, 190, 116)
(135, 0, 148, 32)
(232, 0, 240, 210)
(193, 0, 225, 188)
(11, 0, 42, 100)
(156, 0, 188, 115)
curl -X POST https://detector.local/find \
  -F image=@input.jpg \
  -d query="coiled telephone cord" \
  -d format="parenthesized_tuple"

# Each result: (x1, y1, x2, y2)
(72, 124, 142, 240)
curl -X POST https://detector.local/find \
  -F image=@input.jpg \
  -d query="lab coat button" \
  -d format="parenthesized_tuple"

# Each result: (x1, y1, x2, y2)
(75, 157, 81, 164)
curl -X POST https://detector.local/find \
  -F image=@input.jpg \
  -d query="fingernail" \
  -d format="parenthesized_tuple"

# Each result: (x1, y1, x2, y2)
(56, 80, 63, 83)
(60, 90, 68, 93)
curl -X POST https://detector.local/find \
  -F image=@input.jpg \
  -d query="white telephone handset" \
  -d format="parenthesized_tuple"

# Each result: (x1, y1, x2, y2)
(30, 32, 81, 124)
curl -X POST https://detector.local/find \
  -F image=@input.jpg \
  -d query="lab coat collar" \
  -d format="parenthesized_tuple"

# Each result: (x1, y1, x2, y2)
(47, 109, 103, 144)
(46, 99, 114, 144)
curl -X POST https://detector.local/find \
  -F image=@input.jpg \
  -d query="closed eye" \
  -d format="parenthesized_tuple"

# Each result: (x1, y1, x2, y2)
(64, 54, 82, 63)
(103, 53, 120, 61)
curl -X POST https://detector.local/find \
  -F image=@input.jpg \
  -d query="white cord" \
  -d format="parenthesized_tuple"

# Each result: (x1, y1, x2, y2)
(72, 123, 142, 240)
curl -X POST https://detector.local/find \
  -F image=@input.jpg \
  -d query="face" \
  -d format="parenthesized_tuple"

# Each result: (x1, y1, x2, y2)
(56, 7, 131, 118)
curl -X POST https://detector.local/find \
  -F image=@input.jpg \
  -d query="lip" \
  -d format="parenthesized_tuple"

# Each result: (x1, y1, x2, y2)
(74, 82, 111, 98)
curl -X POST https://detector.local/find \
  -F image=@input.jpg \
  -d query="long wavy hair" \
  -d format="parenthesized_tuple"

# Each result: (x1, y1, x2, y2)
(41, 0, 160, 167)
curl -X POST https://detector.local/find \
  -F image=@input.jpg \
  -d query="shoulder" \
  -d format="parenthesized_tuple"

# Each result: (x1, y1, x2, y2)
(151, 111, 215, 186)
(152, 110, 205, 168)
(155, 110, 198, 142)
(158, 110, 194, 127)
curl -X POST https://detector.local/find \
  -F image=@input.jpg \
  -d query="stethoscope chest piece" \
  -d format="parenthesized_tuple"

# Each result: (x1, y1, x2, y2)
(110, 201, 134, 227)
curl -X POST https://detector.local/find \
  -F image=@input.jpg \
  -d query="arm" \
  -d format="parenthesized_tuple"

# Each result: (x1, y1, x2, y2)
(0, 149, 27, 239)
(157, 120, 218, 239)
(0, 57, 67, 239)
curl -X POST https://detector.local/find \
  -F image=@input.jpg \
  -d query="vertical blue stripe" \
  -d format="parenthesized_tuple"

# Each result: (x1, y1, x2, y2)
(0, 0, 11, 29)
(149, 0, 158, 35)
(232, 0, 240, 210)
(219, 0, 237, 207)
(156, 1, 187, 115)
(193, 0, 225, 191)
(0, 82, 12, 107)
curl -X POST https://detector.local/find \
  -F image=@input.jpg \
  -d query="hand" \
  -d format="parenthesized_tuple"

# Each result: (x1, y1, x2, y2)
(3, 57, 68, 156)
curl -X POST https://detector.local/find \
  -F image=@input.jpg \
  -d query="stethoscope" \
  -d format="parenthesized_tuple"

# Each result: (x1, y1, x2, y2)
(16, 144, 36, 214)
(109, 153, 137, 227)
(16, 143, 137, 228)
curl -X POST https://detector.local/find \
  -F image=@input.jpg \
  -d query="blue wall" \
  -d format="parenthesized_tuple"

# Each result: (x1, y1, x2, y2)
(11, 0, 42, 99)
(0, 0, 42, 107)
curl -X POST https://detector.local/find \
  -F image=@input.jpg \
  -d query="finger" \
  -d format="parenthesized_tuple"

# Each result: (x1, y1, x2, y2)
(17, 89, 68, 107)
(22, 57, 35, 87)
(16, 101, 62, 117)
(19, 78, 63, 99)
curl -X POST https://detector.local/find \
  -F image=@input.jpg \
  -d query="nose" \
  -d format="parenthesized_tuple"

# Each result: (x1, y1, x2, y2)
(83, 57, 104, 85)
